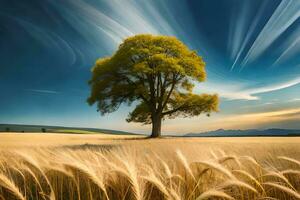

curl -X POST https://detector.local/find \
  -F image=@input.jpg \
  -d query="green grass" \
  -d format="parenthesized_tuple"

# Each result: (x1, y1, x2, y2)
(0, 124, 135, 135)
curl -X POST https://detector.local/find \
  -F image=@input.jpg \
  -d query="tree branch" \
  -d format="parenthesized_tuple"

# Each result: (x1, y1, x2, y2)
(123, 76, 150, 105)
(162, 104, 186, 116)
(161, 73, 177, 110)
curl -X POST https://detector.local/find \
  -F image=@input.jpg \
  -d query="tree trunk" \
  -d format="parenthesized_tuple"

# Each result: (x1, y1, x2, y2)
(151, 115, 162, 138)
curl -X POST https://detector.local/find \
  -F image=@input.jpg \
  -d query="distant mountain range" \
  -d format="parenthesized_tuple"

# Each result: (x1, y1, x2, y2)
(0, 124, 137, 135)
(185, 128, 300, 137)
(1, 124, 300, 137)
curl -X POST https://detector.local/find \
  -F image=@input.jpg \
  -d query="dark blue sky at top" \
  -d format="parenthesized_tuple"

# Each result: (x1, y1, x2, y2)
(0, 0, 299, 133)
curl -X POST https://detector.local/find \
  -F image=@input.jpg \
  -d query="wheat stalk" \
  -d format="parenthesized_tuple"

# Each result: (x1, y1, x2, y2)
(176, 150, 195, 180)
(219, 179, 258, 194)
(196, 189, 234, 200)
(278, 156, 300, 167)
(191, 161, 235, 179)
(0, 173, 25, 200)
(232, 169, 265, 194)
(263, 182, 300, 199)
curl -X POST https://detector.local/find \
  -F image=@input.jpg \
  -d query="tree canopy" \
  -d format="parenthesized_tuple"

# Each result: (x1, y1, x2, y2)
(87, 34, 219, 137)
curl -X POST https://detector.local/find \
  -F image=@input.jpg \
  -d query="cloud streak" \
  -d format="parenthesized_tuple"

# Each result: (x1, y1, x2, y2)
(272, 26, 300, 67)
(161, 108, 300, 134)
(198, 76, 300, 100)
(229, 0, 269, 70)
(247, 77, 300, 96)
(288, 98, 300, 102)
(240, 0, 300, 68)
(25, 89, 59, 94)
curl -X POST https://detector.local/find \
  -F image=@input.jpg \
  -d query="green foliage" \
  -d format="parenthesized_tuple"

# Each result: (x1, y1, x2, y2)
(88, 34, 219, 132)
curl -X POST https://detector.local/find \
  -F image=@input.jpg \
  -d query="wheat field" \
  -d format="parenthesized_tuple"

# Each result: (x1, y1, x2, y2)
(0, 133, 300, 200)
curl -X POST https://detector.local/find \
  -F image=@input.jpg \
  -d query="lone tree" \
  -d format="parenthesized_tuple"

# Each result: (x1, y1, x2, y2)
(88, 34, 218, 137)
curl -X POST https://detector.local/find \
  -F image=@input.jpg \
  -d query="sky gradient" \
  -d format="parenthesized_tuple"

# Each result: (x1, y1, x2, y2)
(0, 0, 299, 134)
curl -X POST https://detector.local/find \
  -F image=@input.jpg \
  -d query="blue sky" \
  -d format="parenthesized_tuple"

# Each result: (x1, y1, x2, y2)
(0, 0, 299, 134)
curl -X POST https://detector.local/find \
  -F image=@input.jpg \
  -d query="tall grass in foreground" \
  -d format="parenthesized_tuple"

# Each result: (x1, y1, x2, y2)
(0, 145, 299, 200)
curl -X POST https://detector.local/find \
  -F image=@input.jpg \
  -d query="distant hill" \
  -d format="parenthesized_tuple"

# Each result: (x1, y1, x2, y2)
(185, 128, 300, 137)
(0, 124, 138, 135)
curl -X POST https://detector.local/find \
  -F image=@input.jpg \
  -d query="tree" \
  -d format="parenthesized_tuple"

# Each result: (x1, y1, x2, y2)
(41, 128, 46, 133)
(87, 34, 219, 138)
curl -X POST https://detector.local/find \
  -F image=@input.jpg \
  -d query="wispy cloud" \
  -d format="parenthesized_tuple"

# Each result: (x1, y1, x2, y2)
(240, 0, 300, 68)
(242, 102, 275, 108)
(272, 26, 300, 67)
(195, 81, 259, 100)
(247, 77, 300, 95)
(200, 76, 300, 100)
(25, 89, 59, 94)
(161, 108, 300, 133)
(288, 98, 300, 102)
(47, 0, 177, 49)
(11, 17, 77, 66)
(229, 0, 268, 70)
(240, 108, 300, 118)
(213, 108, 300, 130)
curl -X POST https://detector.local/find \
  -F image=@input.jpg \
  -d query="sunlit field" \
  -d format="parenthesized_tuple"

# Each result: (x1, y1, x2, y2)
(0, 133, 300, 200)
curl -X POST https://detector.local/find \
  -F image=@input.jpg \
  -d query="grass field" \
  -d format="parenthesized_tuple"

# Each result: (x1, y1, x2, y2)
(0, 133, 300, 200)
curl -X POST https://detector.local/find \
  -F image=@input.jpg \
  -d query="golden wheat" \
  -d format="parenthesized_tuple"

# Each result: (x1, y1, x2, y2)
(0, 173, 25, 200)
(263, 182, 300, 199)
(196, 189, 234, 200)
(0, 137, 299, 200)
